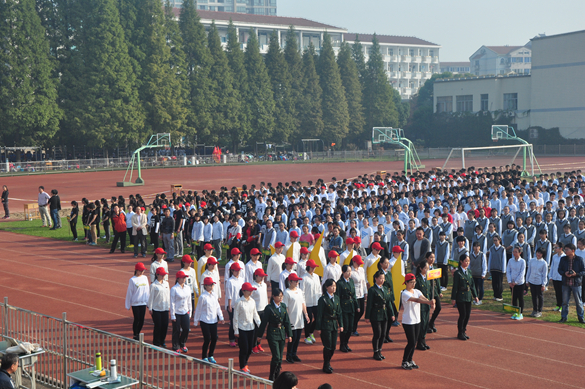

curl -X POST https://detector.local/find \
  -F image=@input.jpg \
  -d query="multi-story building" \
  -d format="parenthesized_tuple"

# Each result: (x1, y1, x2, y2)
(343, 34, 441, 99)
(469, 45, 532, 76)
(440, 61, 471, 74)
(171, 10, 441, 99)
(168, 0, 277, 16)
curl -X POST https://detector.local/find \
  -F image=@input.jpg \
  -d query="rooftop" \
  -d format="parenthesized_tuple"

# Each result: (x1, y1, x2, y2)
(484, 46, 525, 55)
(440, 61, 471, 67)
(344, 33, 440, 47)
(435, 74, 531, 83)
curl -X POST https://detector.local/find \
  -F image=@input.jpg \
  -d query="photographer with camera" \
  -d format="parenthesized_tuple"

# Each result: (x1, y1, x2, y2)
(557, 243, 585, 323)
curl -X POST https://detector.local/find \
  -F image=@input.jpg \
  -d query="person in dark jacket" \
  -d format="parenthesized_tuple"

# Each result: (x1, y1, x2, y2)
(0, 353, 18, 389)
(336, 265, 358, 353)
(48, 189, 61, 230)
(365, 270, 394, 361)
(451, 254, 479, 340)
(315, 279, 343, 374)
(1, 185, 9, 219)
(557, 243, 585, 323)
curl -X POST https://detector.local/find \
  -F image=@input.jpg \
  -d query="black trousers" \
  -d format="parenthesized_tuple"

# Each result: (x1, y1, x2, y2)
(2, 202, 9, 217)
(172, 313, 190, 350)
(131, 305, 146, 339)
(511, 284, 525, 313)
(429, 295, 441, 328)
(238, 329, 255, 368)
(150, 231, 159, 249)
(473, 277, 485, 301)
(200, 321, 218, 359)
(491, 271, 504, 299)
(111, 230, 126, 252)
(304, 306, 317, 338)
(553, 280, 563, 307)
(370, 319, 387, 352)
(440, 264, 449, 288)
(270, 281, 280, 295)
(70, 220, 77, 240)
(354, 298, 365, 332)
(402, 323, 420, 362)
(529, 283, 544, 312)
(228, 310, 235, 341)
(134, 230, 147, 255)
(254, 311, 263, 347)
(127, 227, 135, 246)
(152, 310, 169, 346)
(103, 222, 110, 242)
(456, 301, 472, 335)
(286, 328, 302, 358)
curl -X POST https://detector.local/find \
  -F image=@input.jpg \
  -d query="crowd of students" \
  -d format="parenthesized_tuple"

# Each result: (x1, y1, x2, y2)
(114, 164, 585, 379)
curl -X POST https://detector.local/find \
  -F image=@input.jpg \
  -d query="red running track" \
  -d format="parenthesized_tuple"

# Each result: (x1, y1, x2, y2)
(0, 231, 584, 389)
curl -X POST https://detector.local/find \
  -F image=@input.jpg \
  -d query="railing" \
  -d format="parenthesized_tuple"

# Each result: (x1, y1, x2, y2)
(0, 298, 271, 389)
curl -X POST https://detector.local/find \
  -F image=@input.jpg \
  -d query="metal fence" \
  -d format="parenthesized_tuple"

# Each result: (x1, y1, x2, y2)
(0, 298, 272, 389)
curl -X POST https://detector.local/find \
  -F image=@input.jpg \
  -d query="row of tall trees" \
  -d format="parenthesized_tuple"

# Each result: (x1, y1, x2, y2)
(1, 0, 409, 152)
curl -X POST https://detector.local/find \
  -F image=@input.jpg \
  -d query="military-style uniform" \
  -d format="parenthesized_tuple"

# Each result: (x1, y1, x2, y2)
(315, 293, 343, 373)
(365, 284, 393, 359)
(428, 269, 442, 331)
(257, 302, 293, 381)
(382, 269, 397, 340)
(336, 277, 358, 352)
(415, 273, 431, 348)
(451, 268, 478, 339)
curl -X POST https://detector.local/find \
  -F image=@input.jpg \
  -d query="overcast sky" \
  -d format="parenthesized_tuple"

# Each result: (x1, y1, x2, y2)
(279, 0, 585, 61)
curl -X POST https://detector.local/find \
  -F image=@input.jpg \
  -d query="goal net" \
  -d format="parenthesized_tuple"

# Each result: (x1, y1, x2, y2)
(442, 144, 539, 175)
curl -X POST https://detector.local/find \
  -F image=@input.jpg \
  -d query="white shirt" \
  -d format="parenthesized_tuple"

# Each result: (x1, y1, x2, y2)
(279, 269, 296, 291)
(267, 253, 285, 282)
(245, 260, 263, 284)
(322, 263, 342, 285)
(197, 255, 213, 279)
(350, 266, 367, 299)
(251, 281, 268, 312)
(301, 272, 322, 307)
(200, 269, 221, 300)
(170, 283, 192, 320)
(401, 289, 423, 325)
(283, 288, 306, 329)
(183, 267, 199, 296)
(232, 296, 261, 334)
(225, 276, 244, 309)
(193, 290, 224, 326)
(125, 275, 150, 309)
(150, 260, 168, 283)
(147, 279, 170, 312)
(224, 259, 245, 286)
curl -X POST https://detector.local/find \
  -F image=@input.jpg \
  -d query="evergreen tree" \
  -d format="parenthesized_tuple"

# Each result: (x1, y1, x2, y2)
(136, 0, 187, 140)
(0, 0, 61, 146)
(207, 21, 241, 146)
(265, 30, 295, 144)
(337, 42, 365, 147)
(116, 0, 143, 85)
(298, 43, 323, 141)
(283, 26, 302, 140)
(318, 33, 349, 147)
(226, 20, 250, 151)
(164, 1, 187, 74)
(392, 88, 410, 128)
(363, 34, 399, 132)
(351, 34, 367, 88)
(244, 29, 275, 143)
(60, 0, 144, 149)
(179, 0, 214, 142)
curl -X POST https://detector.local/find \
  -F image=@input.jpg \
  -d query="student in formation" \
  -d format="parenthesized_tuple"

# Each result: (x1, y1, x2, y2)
(147, 267, 170, 347)
(257, 288, 293, 381)
(469, 242, 487, 305)
(226, 262, 245, 347)
(365, 270, 393, 361)
(296, 247, 310, 279)
(150, 248, 168, 283)
(251, 268, 269, 354)
(377, 254, 398, 341)
(488, 236, 506, 302)
(549, 242, 564, 311)
(451, 255, 479, 340)
(233, 282, 262, 374)
(170, 271, 192, 353)
(426, 252, 442, 333)
(193, 277, 224, 363)
(225, 248, 245, 288)
(507, 247, 527, 320)
(180, 255, 199, 313)
(125, 263, 150, 341)
(197, 243, 216, 280)
(435, 231, 451, 292)
(401, 273, 433, 370)
(315, 279, 343, 374)
(322, 251, 342, 285)
(414, 261, 432, 351)
(279, 257, 297, 291)
(301, 259, 321, 345)
(267, 242, 286, 292)
(200, 257, 221, 301)
(336, 265, 358, 353)
(349, 255, 366, 336)
(283, 273, 309, 363)
(526, 248, 548, 317)
(245, 248, 264, 283)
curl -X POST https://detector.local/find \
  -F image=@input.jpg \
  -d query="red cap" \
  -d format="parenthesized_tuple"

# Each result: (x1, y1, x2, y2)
(392, 245, 404, 253)
(353, 255, 364, 265)
(287, 273, 302, 282)
(275, 242, 285, 248)
(328, 250, 339, 258)
(345, 237, 354, 245)
(176, 270, 188, 279)
(141, 207, 145, 211)
(250, 248, 261, 255)
(230, 262, 242, 271)
(162, 205, 167, 209)
(321, 186, 327, 189)
(254, 268, 267, 277)
(353, 236, 362, 244)
(284, 257, 296, 265)
(241, 282, 256, 291)
(231, 248, 241, 255)
(154, 247, 166, 255)
(404, 273, 415, 284)
(300, 247, 310, 255)
(203, 277, 215, 286)
(204, 243, 214, 251)
(200, 201, 207, 207)
(207, 257, 218, 265)
(313, 233, 321, 240)
(185, 203, 190, 207)
(378, 182, 384, 186)
(449, 175, 453, 178)
(155, 267, 168, 276)
(135, 262, 146, 271)
(372, 242, 383, 251)
(462, 173, 467, 177)
(368, 182, 374, 186)
(290, 231, 299, 238)
(306, 259, 319, 268)
(411, 178, 415, 182)
(242, 193, 248, 197)
(181, 254, 193, 263)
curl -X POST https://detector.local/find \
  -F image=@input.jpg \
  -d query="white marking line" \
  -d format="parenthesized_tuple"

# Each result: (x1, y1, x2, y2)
(0, 285, 127, 318)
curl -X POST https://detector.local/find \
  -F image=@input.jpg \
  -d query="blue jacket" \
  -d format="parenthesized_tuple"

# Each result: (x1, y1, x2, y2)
(558, 255, 585, 286)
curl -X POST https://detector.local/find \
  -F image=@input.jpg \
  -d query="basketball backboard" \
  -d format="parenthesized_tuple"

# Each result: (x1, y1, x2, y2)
(491, 125, 517, 141)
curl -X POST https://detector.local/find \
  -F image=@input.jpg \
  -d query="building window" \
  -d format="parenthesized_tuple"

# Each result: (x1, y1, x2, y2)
(208, 6, 215, 10)
(224, 5, 233, 11)
(237, 5, 246, 11)
(268, 8, 275, 14)
(269, 0, 276, 5)
(480, 94, 488, 111)
(198, 5, 207, 9)
(436, 96, 453, 113)
(389, 48, 393, 56)
(430, 50, 434, 57)
(236, 0, 246, 2)
(524, 57, 531, 63)
(409, 49, 414, 56)
(456, 95, 473, 112)
(503, 93, 518, 110)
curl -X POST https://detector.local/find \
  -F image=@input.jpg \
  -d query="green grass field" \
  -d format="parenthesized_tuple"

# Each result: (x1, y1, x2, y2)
(1, 217, 584, 327)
